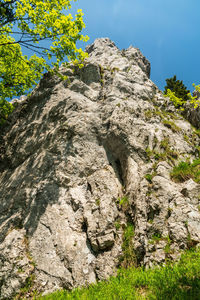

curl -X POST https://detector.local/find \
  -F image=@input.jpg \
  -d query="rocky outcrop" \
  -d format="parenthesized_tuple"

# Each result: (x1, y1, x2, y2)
(183, 104, 200, 129)
(0, 38, 200, 299)
(181, 89, 200, 129)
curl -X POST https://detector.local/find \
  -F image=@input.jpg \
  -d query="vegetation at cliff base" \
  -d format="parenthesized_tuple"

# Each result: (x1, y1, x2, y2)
(39, 248, 200, 300)
(0, 0, 88, 125)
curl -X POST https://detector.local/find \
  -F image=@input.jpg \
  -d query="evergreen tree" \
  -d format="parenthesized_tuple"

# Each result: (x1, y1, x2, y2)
(164, 75, 190, 101)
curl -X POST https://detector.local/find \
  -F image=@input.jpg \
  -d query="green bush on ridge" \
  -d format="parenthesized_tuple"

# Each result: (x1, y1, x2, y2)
(164, 75, 200, 111)
(164, 75, 190, 103)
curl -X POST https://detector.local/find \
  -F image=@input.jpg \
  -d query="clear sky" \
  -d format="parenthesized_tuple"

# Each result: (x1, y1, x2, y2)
(71, 0, 200, 92)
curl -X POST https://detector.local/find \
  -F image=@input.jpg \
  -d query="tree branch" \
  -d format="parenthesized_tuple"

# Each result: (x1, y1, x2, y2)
(20, 42, 48, 56)
(0, 17, 31, 28)
(0, 35, 47, 46)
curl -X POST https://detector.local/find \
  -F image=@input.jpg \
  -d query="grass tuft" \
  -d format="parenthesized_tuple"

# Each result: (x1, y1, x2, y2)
(171, 159, 200, 183)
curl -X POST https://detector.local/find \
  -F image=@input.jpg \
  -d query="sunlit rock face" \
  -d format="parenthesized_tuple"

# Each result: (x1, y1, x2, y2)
(0, 38, 200, 299)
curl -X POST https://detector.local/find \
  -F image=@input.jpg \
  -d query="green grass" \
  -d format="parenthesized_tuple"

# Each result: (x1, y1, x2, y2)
(145, 140, 178, 164)
(117, 196, 129, 209)
(149, 233, 162, 244)
(38, 248, 200, 300)
(14, 274, 36, 299)
(119, 223, 136, 268)
(162, 119, 181, 133)
(144, 108, 180, 122)
(144, 173, 153, 183)
(171, 159, 200, 183)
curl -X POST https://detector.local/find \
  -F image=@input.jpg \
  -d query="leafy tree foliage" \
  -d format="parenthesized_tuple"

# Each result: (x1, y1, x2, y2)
(0, 98, 13, 125)
(165, 81, 200, 111)
(188, 84, 200, 109)
(0, 0, 15, 25)
(164, 75, 190, 102)
(0, 0, 89, 125)
(164, 89, 185, 110)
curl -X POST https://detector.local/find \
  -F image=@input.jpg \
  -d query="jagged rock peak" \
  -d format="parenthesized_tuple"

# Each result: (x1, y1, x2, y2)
(86, 37, 118, 53)
(0, 38, 200, 299)
(85, 37, 150, 78)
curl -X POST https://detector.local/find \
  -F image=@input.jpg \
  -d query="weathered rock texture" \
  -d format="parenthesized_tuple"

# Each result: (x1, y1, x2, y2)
(1, 38, 200, 299)
(184, 104, 200, 129)
(181, 88, 200, 129)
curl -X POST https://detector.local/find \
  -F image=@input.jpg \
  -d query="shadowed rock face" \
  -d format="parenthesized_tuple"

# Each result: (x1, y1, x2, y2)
(0, 38, 200, 298)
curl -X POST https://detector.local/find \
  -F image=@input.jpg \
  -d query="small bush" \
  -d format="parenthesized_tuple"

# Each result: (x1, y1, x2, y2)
(144, 173, 153, 183)
(114, 221, 121, 231)
(165, 89, 185, 110)
(117, 196, 129, 208)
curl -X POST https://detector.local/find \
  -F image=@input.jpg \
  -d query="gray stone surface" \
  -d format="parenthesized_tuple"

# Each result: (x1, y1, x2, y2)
(0, 38, 200, 299)
(184, 105, 200, 129)
(182, 89, 200, 128)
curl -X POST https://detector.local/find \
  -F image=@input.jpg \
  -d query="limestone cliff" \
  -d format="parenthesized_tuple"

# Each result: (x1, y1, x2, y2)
(0, 38, 200, 299)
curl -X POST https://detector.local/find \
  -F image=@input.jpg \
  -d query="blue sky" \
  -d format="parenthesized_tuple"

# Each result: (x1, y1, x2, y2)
(71, 0, 200, 92)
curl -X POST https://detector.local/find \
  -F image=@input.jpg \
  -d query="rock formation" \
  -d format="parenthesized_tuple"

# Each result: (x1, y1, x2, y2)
(0, 38, 200, 299)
